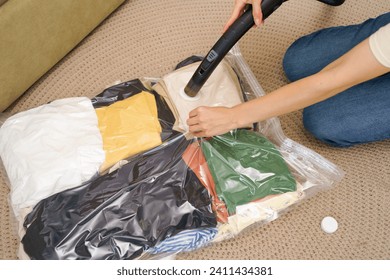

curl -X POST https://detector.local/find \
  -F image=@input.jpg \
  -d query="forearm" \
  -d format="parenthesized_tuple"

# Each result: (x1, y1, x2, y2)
(232, 38, 389, 128)
(187, 38, 389, 138)
(232, 70, 335, 127)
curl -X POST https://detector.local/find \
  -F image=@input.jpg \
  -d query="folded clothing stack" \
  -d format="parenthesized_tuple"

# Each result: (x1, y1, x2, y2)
(0, 55, 343, 259)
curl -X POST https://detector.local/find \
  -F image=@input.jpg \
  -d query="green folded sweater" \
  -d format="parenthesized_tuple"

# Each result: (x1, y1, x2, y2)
(201, 129, 297, 215)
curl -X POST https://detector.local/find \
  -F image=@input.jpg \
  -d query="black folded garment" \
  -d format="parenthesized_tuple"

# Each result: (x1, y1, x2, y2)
(22, 135, 216, 259)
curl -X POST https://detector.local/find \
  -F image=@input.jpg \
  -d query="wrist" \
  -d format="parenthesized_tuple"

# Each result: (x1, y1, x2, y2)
(229, 105, 246, 129)
(231, 102, 262, 129)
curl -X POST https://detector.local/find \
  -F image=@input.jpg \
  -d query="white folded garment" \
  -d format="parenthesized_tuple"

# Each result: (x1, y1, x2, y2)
(0, 97, 105, 217)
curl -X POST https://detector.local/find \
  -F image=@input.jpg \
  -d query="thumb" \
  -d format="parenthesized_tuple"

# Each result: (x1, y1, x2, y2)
(223, 1, 247, 33)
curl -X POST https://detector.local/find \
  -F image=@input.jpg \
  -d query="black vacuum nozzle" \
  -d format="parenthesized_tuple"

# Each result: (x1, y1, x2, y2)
(184, 0, 345, 97)
(184, 0, 285, 97)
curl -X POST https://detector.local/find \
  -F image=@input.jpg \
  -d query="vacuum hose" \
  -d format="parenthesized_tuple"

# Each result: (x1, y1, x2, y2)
(184, 0, 345, 97)
(319, 0, 345, 6)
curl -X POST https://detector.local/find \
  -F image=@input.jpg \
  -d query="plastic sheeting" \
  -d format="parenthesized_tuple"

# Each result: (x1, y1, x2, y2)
(201, 129, 297, 215)
(91, 79, 179, 142)
(182, 142, 229, 223)
(153, 59, 245, 136)
(146, 228, 218, 255)
(96, 91, 162, 173)
(0, 97, 105, 218)
(1, 46, 344, 260)
(22, 134, 217, 260)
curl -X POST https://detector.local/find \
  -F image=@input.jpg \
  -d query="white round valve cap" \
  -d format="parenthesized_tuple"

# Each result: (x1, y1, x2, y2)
(321, 216, 338, 234)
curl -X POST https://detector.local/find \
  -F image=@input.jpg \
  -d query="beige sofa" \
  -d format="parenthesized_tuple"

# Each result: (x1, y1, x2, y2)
(0, 0, 389, 259)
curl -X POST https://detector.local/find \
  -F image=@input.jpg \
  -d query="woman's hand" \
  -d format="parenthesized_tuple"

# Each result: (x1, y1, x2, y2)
(187, 106, 239, 137)
(223, 0, 263, 33)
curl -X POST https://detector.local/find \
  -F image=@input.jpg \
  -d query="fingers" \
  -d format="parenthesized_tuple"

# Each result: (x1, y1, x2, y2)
(187, 107, 202, 127)
(189, 123, 212, 138)
(186, 116, 199, 127)
(223, 0, 247, 33)
(188, 107, 200, 118)
(223, 0, 263, 32)
(252, 0, 263, 27)
(191, 131, 207, 138)
(188, 120, 207, 138)
(188, 124, 203, 133)
(187, 107, 209, 136)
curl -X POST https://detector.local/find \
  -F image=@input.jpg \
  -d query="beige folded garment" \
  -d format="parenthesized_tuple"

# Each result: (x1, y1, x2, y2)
(153, 59, 245, 138)
(213, 183, 305, 242)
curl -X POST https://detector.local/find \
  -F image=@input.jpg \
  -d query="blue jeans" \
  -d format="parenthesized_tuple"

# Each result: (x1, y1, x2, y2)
(283, 12, 390, 147)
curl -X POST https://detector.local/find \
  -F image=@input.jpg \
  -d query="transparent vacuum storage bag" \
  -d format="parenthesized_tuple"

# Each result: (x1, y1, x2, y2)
(0, 45, 344, 260)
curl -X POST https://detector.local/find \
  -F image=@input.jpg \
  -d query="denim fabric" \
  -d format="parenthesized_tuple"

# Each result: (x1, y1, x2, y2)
(283, 12, 390, 147)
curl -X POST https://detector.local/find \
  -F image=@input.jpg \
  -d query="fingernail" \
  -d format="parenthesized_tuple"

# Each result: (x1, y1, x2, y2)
(254, 18, 260, 27)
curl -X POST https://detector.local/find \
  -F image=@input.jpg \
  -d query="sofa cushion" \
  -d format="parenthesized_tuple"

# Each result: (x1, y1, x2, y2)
(0, 0, 8, 8)
(0, 0, 125, 112)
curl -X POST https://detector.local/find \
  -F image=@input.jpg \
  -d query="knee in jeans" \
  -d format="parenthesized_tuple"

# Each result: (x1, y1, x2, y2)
(303, 111, 351, 147)
(282, 38, 310, 82)
(282, 41, 301, 82)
